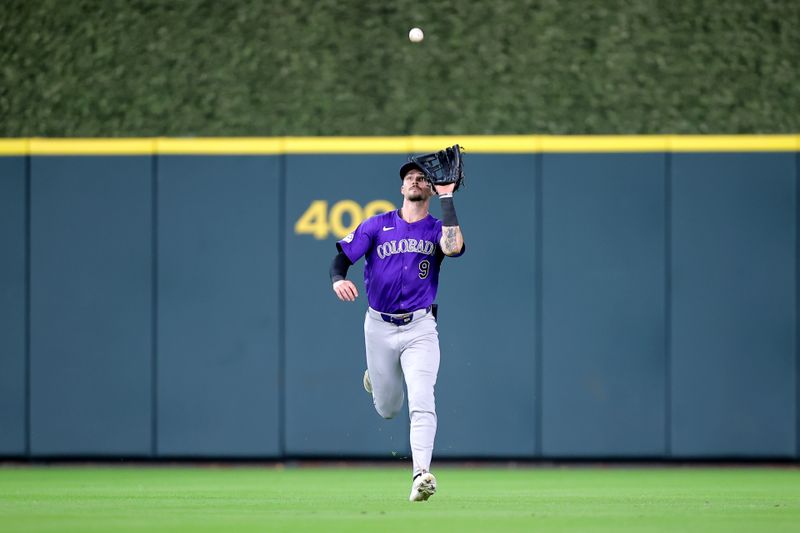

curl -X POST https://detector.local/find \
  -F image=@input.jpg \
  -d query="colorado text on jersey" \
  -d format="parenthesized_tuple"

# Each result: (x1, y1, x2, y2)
(376, 239, 437, 259)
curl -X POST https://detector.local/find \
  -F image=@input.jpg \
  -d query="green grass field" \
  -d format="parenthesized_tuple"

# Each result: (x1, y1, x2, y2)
(1, 465, 798, 532)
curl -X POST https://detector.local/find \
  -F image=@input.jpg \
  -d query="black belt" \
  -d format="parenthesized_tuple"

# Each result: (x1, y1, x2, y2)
(380, 305, 432, 326)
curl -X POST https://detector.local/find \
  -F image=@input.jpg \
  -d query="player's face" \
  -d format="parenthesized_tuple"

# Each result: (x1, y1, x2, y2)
(402, 171, 433, 202)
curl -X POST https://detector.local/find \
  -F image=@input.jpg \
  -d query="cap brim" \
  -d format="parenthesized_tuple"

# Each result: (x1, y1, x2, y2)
(399, 161, 423, 179)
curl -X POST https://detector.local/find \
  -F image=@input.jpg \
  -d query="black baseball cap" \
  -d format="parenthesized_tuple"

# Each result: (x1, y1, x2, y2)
(399, 160, 423, 179)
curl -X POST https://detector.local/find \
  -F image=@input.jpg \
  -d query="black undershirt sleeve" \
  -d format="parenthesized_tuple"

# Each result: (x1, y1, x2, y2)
(330, 250, 353, 283)
(439, 196, 459, 227)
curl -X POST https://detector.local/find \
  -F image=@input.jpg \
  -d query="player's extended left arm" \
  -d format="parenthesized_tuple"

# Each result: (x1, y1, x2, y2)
(436, 183, 464, 256)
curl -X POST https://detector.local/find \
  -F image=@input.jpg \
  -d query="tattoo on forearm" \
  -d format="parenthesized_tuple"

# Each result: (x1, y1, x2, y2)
(444, 227, 457, 253)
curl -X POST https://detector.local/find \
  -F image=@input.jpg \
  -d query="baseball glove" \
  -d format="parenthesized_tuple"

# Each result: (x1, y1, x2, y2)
(410, 144, 465, 192)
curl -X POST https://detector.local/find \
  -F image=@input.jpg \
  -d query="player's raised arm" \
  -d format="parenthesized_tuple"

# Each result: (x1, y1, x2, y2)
(435, 183, 464, 256)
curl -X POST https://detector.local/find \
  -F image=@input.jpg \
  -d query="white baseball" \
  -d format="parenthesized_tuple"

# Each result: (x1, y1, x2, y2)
(409, 27, 424, 43)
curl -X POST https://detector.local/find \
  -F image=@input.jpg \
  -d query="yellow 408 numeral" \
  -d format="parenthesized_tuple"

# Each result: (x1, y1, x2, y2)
(295, 199, 396, 240)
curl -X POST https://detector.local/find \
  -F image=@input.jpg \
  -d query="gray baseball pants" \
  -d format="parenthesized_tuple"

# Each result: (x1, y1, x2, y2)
(364, 307, 440, 477)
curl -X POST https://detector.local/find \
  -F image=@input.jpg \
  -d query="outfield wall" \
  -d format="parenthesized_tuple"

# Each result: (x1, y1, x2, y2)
(0, 136, 798, 460)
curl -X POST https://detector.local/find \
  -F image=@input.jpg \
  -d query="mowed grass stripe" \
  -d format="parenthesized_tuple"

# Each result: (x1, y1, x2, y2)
(0, 467, 798, 532)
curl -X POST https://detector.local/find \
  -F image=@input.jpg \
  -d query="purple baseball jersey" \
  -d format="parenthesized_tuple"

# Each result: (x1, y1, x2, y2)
(337, 210, 464, 314)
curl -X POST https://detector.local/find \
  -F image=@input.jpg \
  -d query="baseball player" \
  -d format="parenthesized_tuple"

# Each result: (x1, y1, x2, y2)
(329, 159, 465, 502)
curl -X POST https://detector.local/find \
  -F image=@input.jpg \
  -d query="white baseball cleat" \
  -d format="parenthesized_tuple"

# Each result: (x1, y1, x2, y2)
(363, 369, 372, 394)
(409, 471, 436, 502)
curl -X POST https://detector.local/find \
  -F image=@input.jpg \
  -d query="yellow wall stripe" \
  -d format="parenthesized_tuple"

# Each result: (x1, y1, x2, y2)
(0, 135, 797, 156)
(541, 135, 670, 152)
(668, 135, 799, 152)
(29, 138, 156, 155)
(0, 139, 30, 155)
(156, 137, 285, 154)
(283, 136, 412, 153)
(410, 135, 540, 153)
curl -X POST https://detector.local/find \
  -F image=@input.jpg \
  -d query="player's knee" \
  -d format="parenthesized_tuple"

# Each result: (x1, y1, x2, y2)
(408, 407, 437, 424)
(375, 405, 401, 419)
(374, 398, 402, 419)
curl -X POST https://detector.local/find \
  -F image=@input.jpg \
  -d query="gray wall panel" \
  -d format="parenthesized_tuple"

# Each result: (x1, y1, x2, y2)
(30, 156, 152, 456)
(157, 156, 281, 457)
(284, 155, 409, 456)
(285, 154, 538, 458)
(671, 153, 796, 457)
(0, 158, 27, 455)
(431, 154, 538, 457)
(542, 153, 667, 457)
(4, 147, 797, 460)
